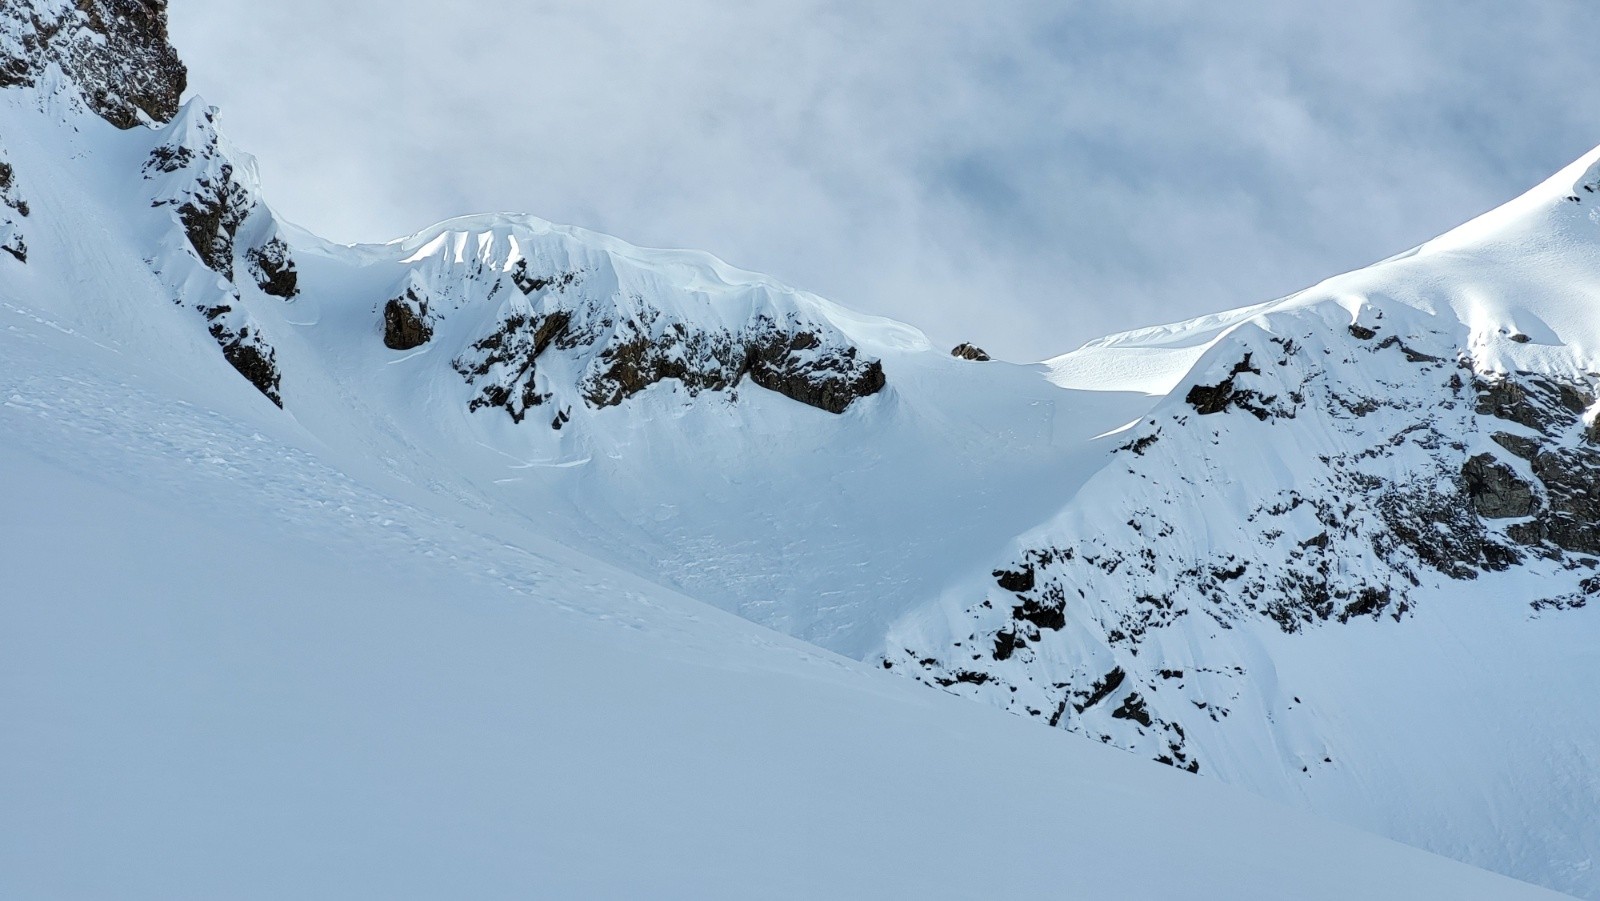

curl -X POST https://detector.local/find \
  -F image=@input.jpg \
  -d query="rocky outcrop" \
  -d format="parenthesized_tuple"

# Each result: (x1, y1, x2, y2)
(146, 117, 251, 280)
(383, 289, 435, 350)
(454, 268, 886, 424)
(1184, 353, 1279, 420)
(454, 309, 576, 423)
(142, 106, 285, 408)
(580, 316, 884, 414)
(510, 259, 578, 296)
(0, 0, 187, 129)
(201, 300, 281, 407)
(0, 147, 28, 262)
(885, 315, 1600, 776)
(1471, 374, 1600, 555)
(743, 330, 886, 414)
(1463, 453, 1538, 518)
(247, 237, 299, 299)
(951, 343, 991, 362)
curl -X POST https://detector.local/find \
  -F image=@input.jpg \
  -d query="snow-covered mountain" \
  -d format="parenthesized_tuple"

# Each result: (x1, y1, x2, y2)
(2, 2, 1595, 897)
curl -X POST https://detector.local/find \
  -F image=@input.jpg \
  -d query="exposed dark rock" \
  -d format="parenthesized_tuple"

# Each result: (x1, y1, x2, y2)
(1337, 587, 1391, 623)
(1475, 375, 1590, 435)
(951, 342, 991, 362)
(510, 260, 578, 295)
(1532, 575, 1600, 613)
(993, 564, 1035, 593)
(143, 106, 261, 284)
(1110, 692, 1154, 728)
(0, 0, 187, 129)
(1348, 324, 1377, 340)
(1491, 432, 1541, 460)
(0, 159, 26, 217)
(1375, 335, 1443, 363)
(1011, 597, 1066, 631)
(1359, 462, 1519, 579)
(1185, 354, 1273, 420)
(218, 335, 281, 407)
(145, 125, 252, 280)
(1119, 431, 1160, 456)
(992, 628, 1021, 661)
(1454, 374, 1600, 553)
(1462, 453, 1538, 519)
(892, 353, 1600, 777)
(203, 308, 281, 407)
(0, 152, 29, 262)
(580, 322, 734, 409)
(1531, 449, 1600, 554)
(142, 143, 194, 175)
(460, 303, 885, 422)
(1073, 667, 1127, 714)
(176, 188, 245, 277)
(1212, 562, 1247, 581)
(934, 670, 991, 687)
(383, 290, 434, 350)
(743, 330, 886, 414)
(455, 310, 576, 423)
(247, 238, 298, 299)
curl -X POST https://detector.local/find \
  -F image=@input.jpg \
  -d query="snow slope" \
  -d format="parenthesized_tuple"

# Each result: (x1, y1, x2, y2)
(1, 3, 1596, 896)
(0, 251, 1567, 901)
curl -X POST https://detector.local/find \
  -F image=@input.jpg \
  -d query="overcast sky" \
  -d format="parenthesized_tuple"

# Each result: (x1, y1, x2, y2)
(170, 1, 1599, 361)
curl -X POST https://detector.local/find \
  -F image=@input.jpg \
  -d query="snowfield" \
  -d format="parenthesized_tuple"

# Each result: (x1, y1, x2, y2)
(1, 3, 1595, 897)
(0, 292, 1567, 900)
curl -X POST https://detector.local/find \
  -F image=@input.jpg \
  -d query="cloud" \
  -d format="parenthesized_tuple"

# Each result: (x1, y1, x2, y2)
(170, 1, 1600, 361)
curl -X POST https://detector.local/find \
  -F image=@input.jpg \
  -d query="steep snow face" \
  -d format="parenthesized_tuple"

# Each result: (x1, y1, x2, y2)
(885, 146, 1600, 896)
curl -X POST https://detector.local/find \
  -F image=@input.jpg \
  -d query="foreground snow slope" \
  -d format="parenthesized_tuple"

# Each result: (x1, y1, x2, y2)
(0, 291, 1567, 900)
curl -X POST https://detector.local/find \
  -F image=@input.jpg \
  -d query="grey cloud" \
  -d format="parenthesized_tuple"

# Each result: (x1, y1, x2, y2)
(170, 1, 1600, 361)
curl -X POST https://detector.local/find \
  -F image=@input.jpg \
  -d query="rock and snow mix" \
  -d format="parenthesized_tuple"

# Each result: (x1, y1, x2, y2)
(0, 2, 1595, 898)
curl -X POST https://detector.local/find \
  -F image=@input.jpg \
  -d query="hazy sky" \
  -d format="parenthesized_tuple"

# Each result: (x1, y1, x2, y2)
(170, 1, 1599, 361)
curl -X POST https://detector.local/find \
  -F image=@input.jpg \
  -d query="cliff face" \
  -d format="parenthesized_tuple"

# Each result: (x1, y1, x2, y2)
(425, 229, 888, 426)
(0, 0, 185, 129)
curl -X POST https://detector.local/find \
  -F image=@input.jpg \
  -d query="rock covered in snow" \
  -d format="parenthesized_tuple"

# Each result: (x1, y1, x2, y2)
(379, 217, 890, 424)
